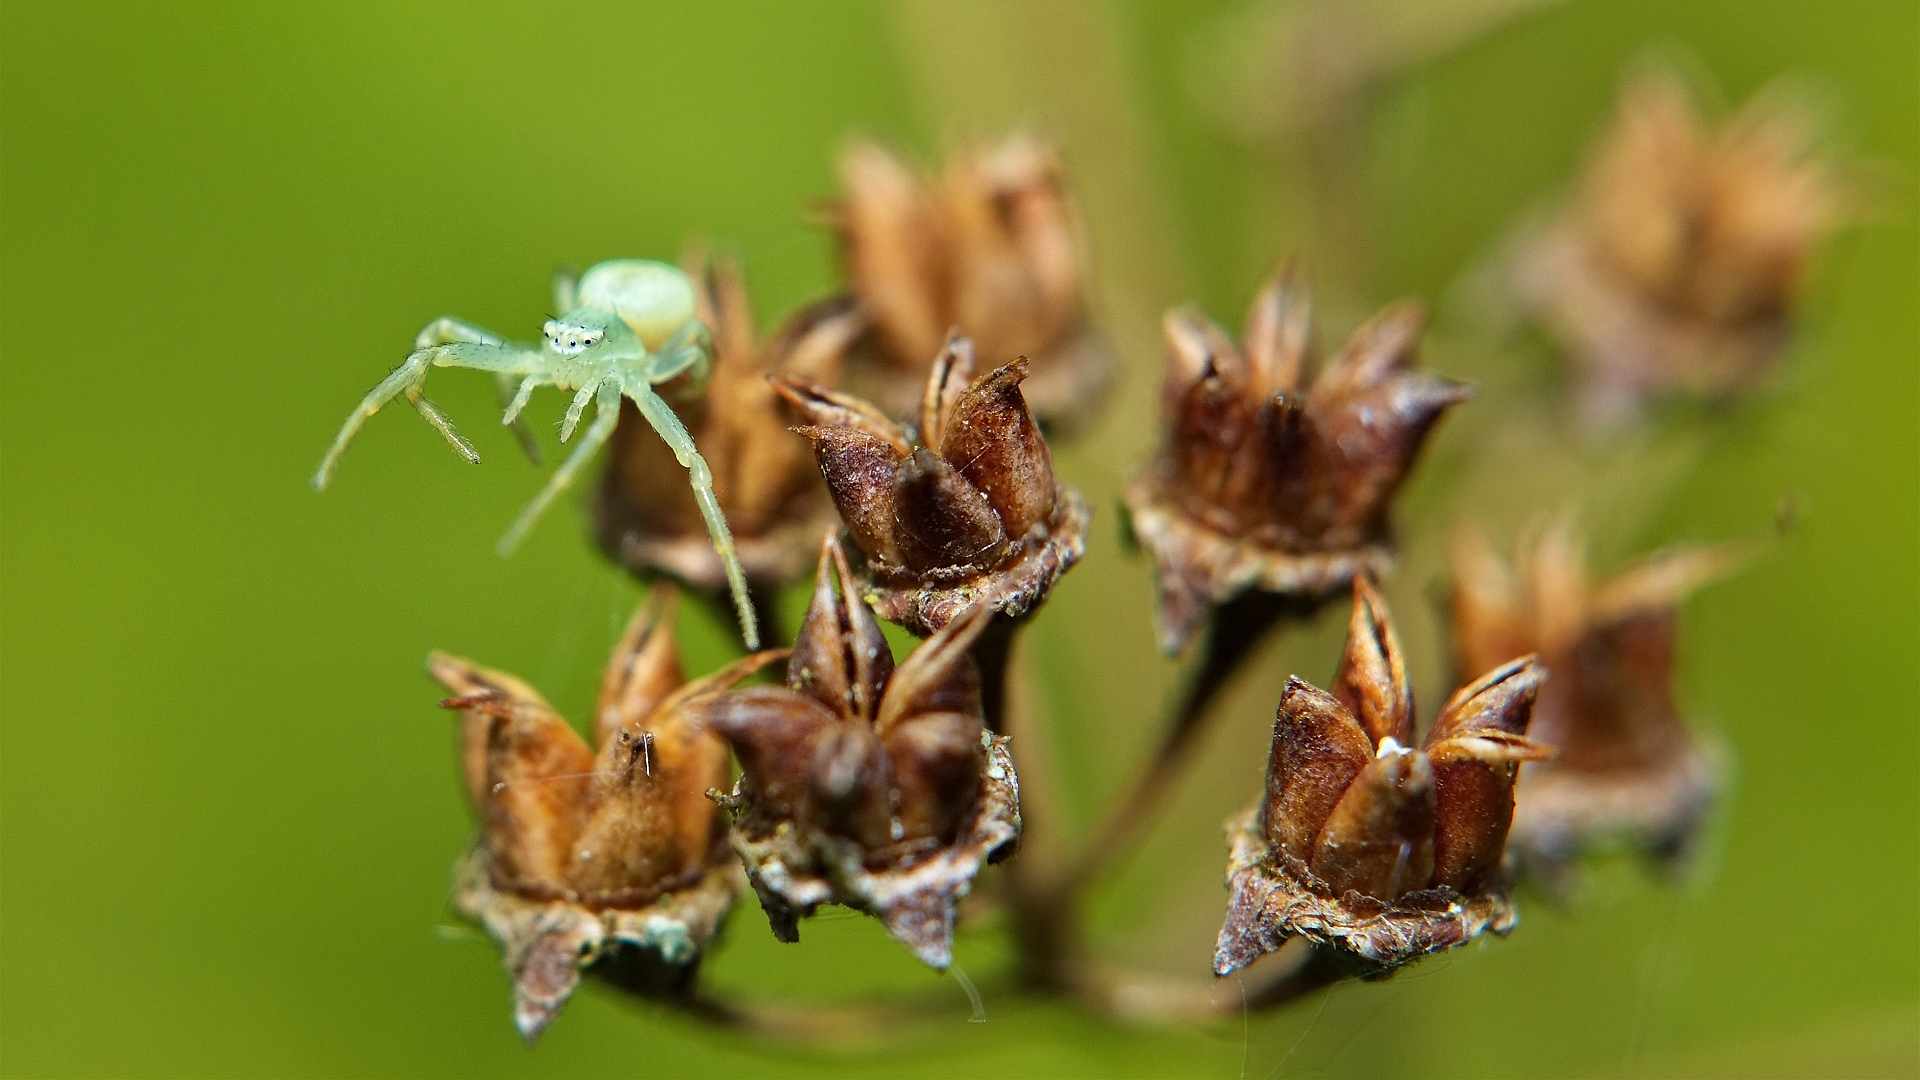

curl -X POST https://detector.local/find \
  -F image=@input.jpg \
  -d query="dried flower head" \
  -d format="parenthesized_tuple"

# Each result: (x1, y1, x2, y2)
(1215, 578, 1550, 977)
(1126, 268, 1469, 653)
(1449, 524, 1737, 882)
(774, 335, 1089, 637)
(831, 134, 1112, 431)
(707, 535, 1020, 969)
(595, 252, 864, 594)
(432, 588, 778, 1040)
(1515, 68, 1844, 426)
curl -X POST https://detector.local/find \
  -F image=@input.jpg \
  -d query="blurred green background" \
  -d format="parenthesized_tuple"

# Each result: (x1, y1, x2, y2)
(2, 1, 1914, 1076)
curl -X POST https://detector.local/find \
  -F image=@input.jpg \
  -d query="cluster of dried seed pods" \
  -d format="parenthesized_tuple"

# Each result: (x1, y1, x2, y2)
(830, 134, 1112, 431)
(1126, 268, 1469, 653)
(432, 590, 777, 1040)
(1512, 68, 1844, 427)
(776, 334, 1088, 638)
(708, 536, 1020, 969)
(1215, 579, 1551, 976)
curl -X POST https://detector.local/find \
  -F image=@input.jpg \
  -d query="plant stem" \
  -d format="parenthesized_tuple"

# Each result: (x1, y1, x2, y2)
(1058, 589, 1319, 898)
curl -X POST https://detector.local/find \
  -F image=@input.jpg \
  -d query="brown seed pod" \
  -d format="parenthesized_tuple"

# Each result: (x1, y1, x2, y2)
(1215, 579, 1550, 977)
(829, 134, 1113, 433)
(775, 334, 1089, 638)
(432, 588, 781, 1041)
(1449, 523, 1740, 884)
(1126, 267, 1469, 653)
(1511, 67, 1845, 427)
(595, 251, 864, 596)
(707, 534, 1021, 969)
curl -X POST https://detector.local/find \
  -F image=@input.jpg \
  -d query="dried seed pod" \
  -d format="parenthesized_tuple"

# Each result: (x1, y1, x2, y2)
(595, 251, 864, 595)
(432, 588, 780, 1041)
(1511, 68, 1845, 427)
(775, 335, 1089, 637)
(1127, 268, 1469, 653)
(1448, 524, 1740, 884)
(707, 534, 1020, 969)
(830, 134, 1113, 432)
(1215, 579, 1550, 978)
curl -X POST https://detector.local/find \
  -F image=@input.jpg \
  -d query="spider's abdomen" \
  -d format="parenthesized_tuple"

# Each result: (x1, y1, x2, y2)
(577, 259, 698, 350)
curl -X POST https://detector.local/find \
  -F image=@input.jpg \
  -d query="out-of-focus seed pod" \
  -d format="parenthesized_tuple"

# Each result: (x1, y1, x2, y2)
(775, 335, 1088, 638)
(1126, 267, 1469, 653)
(1215, 579, 1550, 978)
(432, 588, 779, 1041)
(708, 535, 1020, 969)
(1448, 524, 1742, 885)
(1510, 68, 1846, 428)
(829, 134, 1113, 433)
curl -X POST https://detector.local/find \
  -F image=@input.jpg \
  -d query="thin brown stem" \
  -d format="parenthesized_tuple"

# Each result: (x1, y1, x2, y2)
(1058, 590, 1322, 898)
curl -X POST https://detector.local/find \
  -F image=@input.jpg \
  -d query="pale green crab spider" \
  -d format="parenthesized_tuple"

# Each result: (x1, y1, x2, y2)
(312, 259, 759, 649)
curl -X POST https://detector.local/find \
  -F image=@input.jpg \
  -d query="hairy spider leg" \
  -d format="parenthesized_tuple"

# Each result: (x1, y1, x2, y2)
(646, 320, 714, 388)
(500, 375, 549, 427)
(559, 378, 602, 443)
(494, 372, 544, 464)
(627, 382, 759, 650)
(314, 318, 531, 489)
(496, 382, 622, 558)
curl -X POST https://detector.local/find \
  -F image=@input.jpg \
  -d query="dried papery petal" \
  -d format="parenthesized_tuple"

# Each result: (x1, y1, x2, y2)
(808, 721, 896, 849)
(773, 377, 913, 454)
(789, 425, 907, 566)
(883, 711, 986, 844)
(919, 334, 977, 454)
(1310, 747, 1437, 901)
(433, 654, 593, 897)
(874, 601, 989, 738)
(892, 447, 1010, 574)
(1330, 577, 1413, 747)
(1241, 267, 1312, 400)
(568, 648, 781, 908)
(593, 589, 684, 750)
(1424, 659, 1550, 892)
(788, 536, 894, 722)
(708, 686, 838, 822)
(837, 140, 950, 368)
(1262, 678, 1372, 863)
(938, 359, 1058, 538)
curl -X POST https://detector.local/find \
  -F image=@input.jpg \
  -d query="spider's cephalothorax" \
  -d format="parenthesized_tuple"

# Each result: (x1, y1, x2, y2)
(312, 258, 759, 648)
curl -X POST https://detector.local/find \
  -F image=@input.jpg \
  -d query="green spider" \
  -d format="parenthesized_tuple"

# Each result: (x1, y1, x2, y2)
(312, 258, 758, 649)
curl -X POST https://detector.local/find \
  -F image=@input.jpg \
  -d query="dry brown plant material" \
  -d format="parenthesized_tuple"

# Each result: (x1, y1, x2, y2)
(1215, 578, 1550, 977)
(1514, 69, 1844, 426)
(1449, 524, 1738, 883)
(774, 334, 1088, 638)
(595, 253, 864, 595)
(707, 535, 1019, 969)
(432, 588, 780, 1041)
(830, 135, 1112, 431)
(1126, 267, 1468, 653)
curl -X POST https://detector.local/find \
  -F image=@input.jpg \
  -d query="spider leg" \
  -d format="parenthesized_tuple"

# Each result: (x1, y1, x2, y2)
(558, 378, 601, 443)
(493, 372, 543, 465)
(314, 351, 439, 488)
(496, 382, 621, 557)
(645, 321, 714, 390)
(313, 330, 545, 490)
(626, 382, 758, 650)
